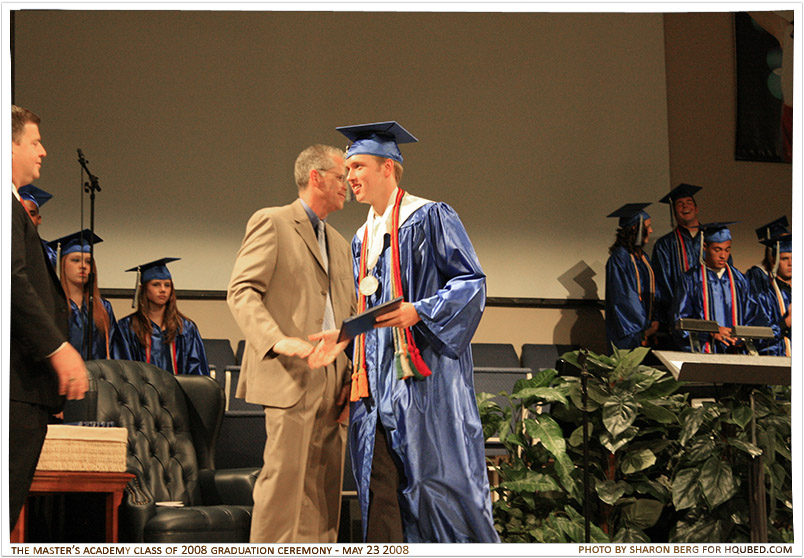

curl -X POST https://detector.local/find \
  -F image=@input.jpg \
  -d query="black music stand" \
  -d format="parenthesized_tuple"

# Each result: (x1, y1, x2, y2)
(654, 350, 791, 542)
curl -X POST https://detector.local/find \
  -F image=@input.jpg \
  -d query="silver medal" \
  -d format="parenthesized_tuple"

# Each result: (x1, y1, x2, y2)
(359, 275, 379, 296)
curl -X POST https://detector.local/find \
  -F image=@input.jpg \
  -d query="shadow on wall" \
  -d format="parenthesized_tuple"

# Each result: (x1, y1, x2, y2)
(555, 261, 607, 354)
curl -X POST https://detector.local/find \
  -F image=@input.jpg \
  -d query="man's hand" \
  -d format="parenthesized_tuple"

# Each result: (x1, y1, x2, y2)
(307, 330, 349, 369)
(48, 344, 89, 400)
(714, 326, 738, 346)
(373, 302, 420, 329)
(272, 337, 315, 359)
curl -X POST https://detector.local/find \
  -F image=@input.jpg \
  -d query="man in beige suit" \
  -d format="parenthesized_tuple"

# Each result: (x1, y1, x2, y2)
(227, 144, 356, 543)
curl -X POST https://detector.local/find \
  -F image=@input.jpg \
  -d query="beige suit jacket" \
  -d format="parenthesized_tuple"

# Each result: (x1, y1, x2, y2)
(227, 199, 356, 408)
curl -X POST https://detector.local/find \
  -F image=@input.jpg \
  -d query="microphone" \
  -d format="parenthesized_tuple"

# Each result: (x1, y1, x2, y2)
(77, 148, 87, 163)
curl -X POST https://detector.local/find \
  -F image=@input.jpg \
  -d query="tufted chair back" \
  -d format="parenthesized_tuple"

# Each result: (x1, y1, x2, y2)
(66, 360, 255, 543)
(90, 359, 201, 505)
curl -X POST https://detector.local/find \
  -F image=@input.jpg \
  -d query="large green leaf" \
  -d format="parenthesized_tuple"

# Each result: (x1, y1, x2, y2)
(568, 423, 593, 448)
(602, 393, 638, 437)
(683, 436, 717, 464)
(501, 472, 562, 493)
(620, 448, 657, 475)
(639, 401, 678, 424)
(699, 456, 738, 509)
(670, 517, 724, 543)
(727, 438, 762, 458)
(612, 526, 650, 543)
(679, 406, 706, 446)
(553, 453, 580, 502)
(563, 506, 611, 542)
(620, 498, 664, 529)
(614, 347, 651, 375)
(596, 479, 631, 505)
(672, 468, 702, 510)
(728, 404, 754, 429)
(524, 415, 566, 459)
(513, 387, 568, 405)
(519, 368, 557, 389)
(632, 478, 671, 503)
(600, 426, 638, 453)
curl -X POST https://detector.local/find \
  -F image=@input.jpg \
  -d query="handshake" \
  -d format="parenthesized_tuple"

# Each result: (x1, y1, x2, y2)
(272, 330, 349, 369)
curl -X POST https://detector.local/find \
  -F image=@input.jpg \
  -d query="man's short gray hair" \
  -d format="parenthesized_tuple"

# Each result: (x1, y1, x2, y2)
(295, 145, 345, 189)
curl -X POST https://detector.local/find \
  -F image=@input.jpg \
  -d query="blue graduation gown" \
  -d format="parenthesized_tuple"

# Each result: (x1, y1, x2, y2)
(672, 264, 774, 353)
(68, 298, 130, 360)
(746, 265, 791, 356)
(349, 202, 498, 543)
(117, 315, 210, 375)
(605, 247, 655, 350)
(651, 226, 702, 328)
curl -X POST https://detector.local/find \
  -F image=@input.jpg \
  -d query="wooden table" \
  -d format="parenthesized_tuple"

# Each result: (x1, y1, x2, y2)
(11, 470, 134, 543)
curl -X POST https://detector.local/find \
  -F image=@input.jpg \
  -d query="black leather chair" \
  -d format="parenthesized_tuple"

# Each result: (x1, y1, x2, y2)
(64, 360, 257, 543)
(471, 343, 520, 368)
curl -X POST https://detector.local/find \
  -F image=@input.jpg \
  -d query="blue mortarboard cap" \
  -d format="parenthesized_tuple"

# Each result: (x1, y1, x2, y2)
(18, 184, 53, 208)
(659, 183, 702, 204)
(607, 203, 651, 228)
(702, 222, 737, 244)
(336, 121, 418, 163)
(755, 216, 789, 242)
(47, 229, 102, 256)
(761, 233, 792, 253)
(126, 257, 180, 283)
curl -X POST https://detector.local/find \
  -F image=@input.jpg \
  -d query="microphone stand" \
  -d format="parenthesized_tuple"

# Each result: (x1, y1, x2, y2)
(578, 348, 591, 543)
(77, 149, 101, 361)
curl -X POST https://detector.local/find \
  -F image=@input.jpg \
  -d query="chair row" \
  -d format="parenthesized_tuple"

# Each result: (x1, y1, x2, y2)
(203, 338, 581, 380)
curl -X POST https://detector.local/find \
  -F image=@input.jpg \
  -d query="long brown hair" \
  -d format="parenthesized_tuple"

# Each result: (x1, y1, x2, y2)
(60, 255, 111, 356)
(130, 280, 192, 347)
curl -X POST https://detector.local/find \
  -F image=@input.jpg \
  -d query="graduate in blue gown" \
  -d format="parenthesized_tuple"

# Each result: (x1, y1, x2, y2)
(605, 203, 660, 350)
(673, 223, 774, 353)
(18, 184, 57, 269)
(49, 230, 129, 360)
(335, 122, 498, 543)
(650, 184, 705, 344)
(117, 258, 210, 376)
(746, 218, 792, 356)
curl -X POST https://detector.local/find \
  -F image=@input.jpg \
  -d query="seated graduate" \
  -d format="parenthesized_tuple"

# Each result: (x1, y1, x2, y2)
(605, 203, 660, 350)
(117, 258, 210, 375)
(672, 222, 775, 353)
(746, 217, 791, 356)
(49, 230, 130, 360)
(18, 184, 57, 268)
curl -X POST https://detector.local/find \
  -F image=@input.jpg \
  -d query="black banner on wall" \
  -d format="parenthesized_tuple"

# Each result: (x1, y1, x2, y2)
(734, 11, 793, 163)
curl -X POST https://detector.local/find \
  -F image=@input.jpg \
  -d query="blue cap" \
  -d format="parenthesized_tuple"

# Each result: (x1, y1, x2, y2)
(126, 258, 180, 283)
(702, 222, 737, 244)
(336, 121, 418, 163)
(755, 216, 789, 242)
(659, 183, 702, 204)
(18, 184, 53, 208)
(761, 233, 792, 254)
(607, 203, 651, 228)
(47, 229, 103, 256)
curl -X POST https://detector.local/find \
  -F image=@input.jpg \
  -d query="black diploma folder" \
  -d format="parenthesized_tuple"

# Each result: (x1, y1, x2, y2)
(337, 297, 404, 342)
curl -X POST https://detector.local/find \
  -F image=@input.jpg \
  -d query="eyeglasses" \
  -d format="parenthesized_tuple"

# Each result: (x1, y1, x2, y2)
(317, 169, 347, 183)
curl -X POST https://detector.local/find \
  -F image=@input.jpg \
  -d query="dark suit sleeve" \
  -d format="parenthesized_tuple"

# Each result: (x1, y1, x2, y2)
(11, 196, 65, 361)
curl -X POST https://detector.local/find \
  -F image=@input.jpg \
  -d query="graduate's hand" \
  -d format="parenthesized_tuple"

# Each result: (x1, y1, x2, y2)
(785, 305, 792, 329)
(714, 327, 738, 346)
(49, 344, 89, 400)
(374, 302, 421, 329)
(335, 383, 350, 425)
(307, 330, 349, 369)
(272, 337, 314, 360)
